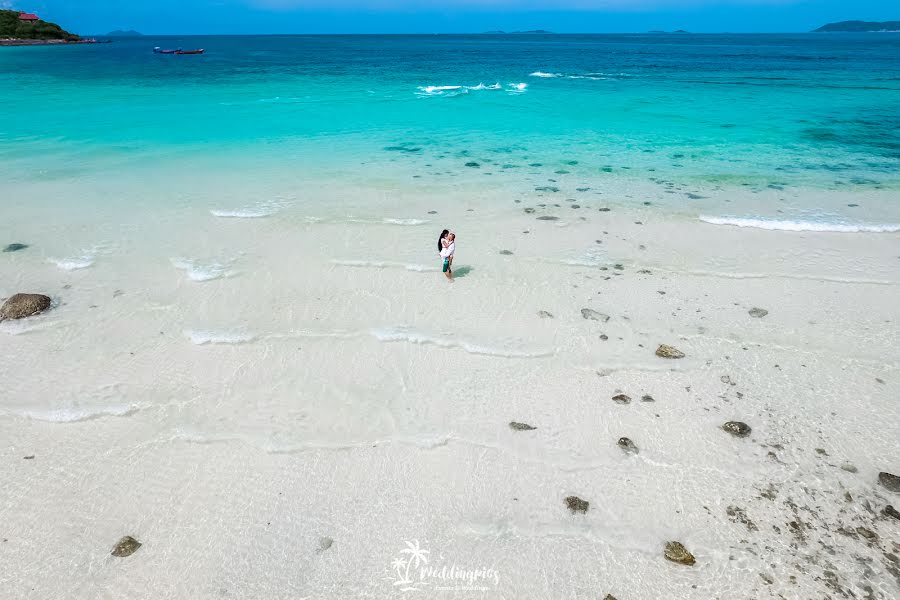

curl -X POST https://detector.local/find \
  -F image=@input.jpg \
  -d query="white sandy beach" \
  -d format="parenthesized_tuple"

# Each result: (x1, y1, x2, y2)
(1, 170, 899, 599)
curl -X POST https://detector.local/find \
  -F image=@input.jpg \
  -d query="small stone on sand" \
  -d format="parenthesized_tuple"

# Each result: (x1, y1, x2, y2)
(612, 394, 632, 405)
(499, 250, 513, 255)
(655, 344, 685, 359)
(664, 541, 695, 566)
(883, 505, 900, 520)
(318, 537, 334, 552)
(749, 307, 769, 318)
(722, 421, 752, 437)
(617, 437, 638, 454)
(565, 496, 589, 514)
(0, 293, 51, 321)
(509, 422, 537, 431)
(111, 536, 142, 558)
(537, 310, 554, 319)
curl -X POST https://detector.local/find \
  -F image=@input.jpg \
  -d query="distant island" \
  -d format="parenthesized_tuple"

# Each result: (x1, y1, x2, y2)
(481, 30, 553, 35)
(0, 8, 89, 45)
(813, 20, 900, 32)
(106, 29, 142, 37)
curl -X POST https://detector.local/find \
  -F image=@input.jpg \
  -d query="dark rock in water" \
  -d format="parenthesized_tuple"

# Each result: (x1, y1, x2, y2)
(655, 344, 685, 359)
(581, 308, 610, 322)
(536, 216, 558, 221)
(603, 595, 618, 600)
(599, 334, 608, 341)
(618, 437, 638, 454)
(664, 541, 695, 566)
(428, 210, 437, 215)
(598, 207, 611, 212)
(465, 161, 480, 168)
(0, 294, 51, 321)
(749, 307, 769, 318)
(884, 505, 900, 520)
(537, 310, 554, 319)
(524, 207, 535, 214)
(111, 536, 142, 557)
(3, 243, 28, 253)
(509, 421, 537, 431)
(499, 250, 514, 255)
(856, 527, 878, 542)
(878, 472, 900, 493)
(723, 421, 752, 438)
(641, 394, 655, 403)
(565, 496, 589, 514)
(612, 394, 632, 405)
(840, 463, 858, 473)
(535, 186, 560, 193)
(318, 537, 334, 552)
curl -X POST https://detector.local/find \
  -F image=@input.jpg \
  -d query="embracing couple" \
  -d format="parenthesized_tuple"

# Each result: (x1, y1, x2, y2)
(438, 229, 456, 280)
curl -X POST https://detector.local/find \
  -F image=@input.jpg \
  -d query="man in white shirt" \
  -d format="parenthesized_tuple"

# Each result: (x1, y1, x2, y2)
(440, 232, 456, 280)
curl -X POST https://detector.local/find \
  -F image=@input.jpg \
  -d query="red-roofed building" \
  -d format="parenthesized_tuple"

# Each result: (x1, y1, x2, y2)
(18, 13, 40, 22)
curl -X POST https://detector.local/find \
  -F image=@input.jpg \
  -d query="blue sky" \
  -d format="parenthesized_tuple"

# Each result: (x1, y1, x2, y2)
(5, 0, 896, 34)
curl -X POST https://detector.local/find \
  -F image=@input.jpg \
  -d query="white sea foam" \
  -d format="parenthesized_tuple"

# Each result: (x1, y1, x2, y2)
(371, 327, 554, 358)
(49, 247, 98, 271)
(210, 207, 276, 218)
(466, 82, 502, 90)
(382, 218, 429, 226)
(699, 215, 900, 233)
(507, 82, 528, 93)
(529, 71, 560, 78)
(11, 403, 140, 423)
(171, 258, 230, 282)
(184, 330, 256, 345)
(332, 260, 437, 272)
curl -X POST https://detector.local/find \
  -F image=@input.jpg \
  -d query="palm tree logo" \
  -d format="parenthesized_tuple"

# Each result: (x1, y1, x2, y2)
(392, 540, 430, 590)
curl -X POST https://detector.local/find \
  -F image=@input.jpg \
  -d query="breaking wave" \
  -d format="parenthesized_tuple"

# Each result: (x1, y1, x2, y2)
(371, 327, 554, 358)
(700, 215, 900, 233)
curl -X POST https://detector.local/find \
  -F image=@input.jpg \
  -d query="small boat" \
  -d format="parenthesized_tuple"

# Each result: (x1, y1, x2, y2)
(175, 49, 204, 55)
(153, 47, 179, 54)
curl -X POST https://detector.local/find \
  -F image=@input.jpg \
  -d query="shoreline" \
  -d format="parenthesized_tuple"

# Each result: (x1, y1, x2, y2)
(0, 38, 105, 47)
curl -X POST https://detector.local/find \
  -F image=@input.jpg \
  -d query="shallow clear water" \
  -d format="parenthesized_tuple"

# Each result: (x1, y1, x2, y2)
(2, 34, 899, 197)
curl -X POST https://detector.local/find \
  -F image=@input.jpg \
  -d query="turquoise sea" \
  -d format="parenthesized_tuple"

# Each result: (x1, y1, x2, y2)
(2, 33, 900, 227)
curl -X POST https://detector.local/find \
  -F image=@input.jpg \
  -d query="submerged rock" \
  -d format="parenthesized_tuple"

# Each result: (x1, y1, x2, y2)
(749, 307, 769, 318)
(641, 394, 655, 403)
(0, 293, 51, 321)
(111, 536, 142, 558)
(3, 243, 28, 253)
(840, 463, 859, 473)
(883, 505, 900, 520)
(878, 472, 900, 493)
(664, 541, 695, 566)
(565, 496, 589, 514)
(465, 161, 480, 168)
(612, 394, 631, 405)
(581, 308, 610, 322)
(655, 344, 685, 359)
(537, 310, 554, 319)
(617, 437, 638, 454)
(536, 216, 559, 221)
(723, 421, 752, 438)
(318, 537, 334, 552)
(499, 249, 514, 255)
(509, 421, 537, 431)
(856, 527, 878, 542)
(603, 596, 619, 600)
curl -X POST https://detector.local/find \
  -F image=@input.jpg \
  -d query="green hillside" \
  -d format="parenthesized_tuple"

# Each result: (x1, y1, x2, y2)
(0, 9, 79, 41)
(814, 20, 900, 32)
